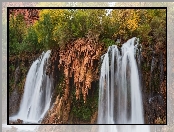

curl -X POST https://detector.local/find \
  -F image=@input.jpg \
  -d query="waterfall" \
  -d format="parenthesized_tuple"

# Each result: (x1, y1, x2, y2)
(98, 37, 144, 124)
(97, 37, 150, 131)
(9, 50, 53, 124)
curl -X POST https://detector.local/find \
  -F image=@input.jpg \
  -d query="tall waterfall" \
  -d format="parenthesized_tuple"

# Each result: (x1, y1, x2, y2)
(9, 50, 53, 123)
(98, 37, 144, 124)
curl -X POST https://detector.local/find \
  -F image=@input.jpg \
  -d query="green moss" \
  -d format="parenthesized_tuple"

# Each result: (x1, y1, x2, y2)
(56, 83, 64, 97)
(55, 72, 65, 97)
(70, 84, 99, 122)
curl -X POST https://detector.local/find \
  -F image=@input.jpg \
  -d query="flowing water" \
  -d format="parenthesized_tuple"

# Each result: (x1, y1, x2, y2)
(98, 37, 145, 124)
(9, 50, 53, 124)
(6, 39, 151, 131)
(97, 37, 150, 131)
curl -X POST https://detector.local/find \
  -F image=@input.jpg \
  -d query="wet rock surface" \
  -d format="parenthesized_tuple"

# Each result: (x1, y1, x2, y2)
(9, 89, 21, 117)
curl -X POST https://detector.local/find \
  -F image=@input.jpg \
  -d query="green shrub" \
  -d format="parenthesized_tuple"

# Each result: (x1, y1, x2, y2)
(9, 13, 27, 55)
(102, 38, 115, 48)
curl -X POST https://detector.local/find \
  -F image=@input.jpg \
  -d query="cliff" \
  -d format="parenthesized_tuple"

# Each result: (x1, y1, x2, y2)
(42, 37, 104, 124)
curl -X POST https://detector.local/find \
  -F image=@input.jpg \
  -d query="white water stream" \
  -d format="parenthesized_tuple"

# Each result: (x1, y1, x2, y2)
(9, 50, 53, 124)
(6, 39, 151, 132)
(98, 37, 144, 124)
(97, 37, 150, 131)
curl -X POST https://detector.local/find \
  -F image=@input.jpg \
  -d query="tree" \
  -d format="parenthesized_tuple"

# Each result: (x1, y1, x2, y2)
(9, 13, 27, 54)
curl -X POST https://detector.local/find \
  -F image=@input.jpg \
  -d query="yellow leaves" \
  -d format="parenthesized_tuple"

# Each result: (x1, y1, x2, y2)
(32, 21, 41, 43)
(127, 17, 139, 32)
(39, 9, 66, 23)
(110, 17, 116, 25)
(14, 8, 165, 51)
(119, 29, 126, 36)
(122, 10, 140, 32)
(39, 9, 49, 21)
(33, 9, 70, 45)
(111, 9, 141, 36)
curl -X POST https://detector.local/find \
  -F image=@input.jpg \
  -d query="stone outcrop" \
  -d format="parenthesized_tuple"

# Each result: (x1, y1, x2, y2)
(44, 37, 104, 124)
(41, 95, 71, 124)
(47, 37, 103, 102)
(58, 38, 103, 102)
(141, 40, 167, 124)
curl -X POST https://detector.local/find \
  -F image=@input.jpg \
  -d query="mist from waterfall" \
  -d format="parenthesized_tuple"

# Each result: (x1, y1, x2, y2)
(9, 50, 53, 124)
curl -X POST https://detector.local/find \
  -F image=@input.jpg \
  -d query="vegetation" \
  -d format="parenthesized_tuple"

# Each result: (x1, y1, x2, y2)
(71, 85, 99, 122)
(9, 8, 166, 55)
(8, 8, 166, 124)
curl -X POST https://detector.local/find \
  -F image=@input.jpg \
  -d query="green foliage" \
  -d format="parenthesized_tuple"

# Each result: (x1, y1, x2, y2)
(71, 9, 88, 38)
(137, 24, 152, 43)
(102, 38, 115, 48)
(9, 9, 166, 55)
(31, 9, 107, 49)
(9, 13, 27, 55)
(71, 85, 99, 122)
(33, 9, 72, 49)
(139, 9, 166, 45)
(55, 74, 65, 97)
(9, 60, 27, 95)
(72, 100, 92, 121)
(25, 27, 40, 51)
(9, 13, 27, 43)
(9, 13, 41, 54)
(35, 13, 55, 49)
(150, 10, 166, 44)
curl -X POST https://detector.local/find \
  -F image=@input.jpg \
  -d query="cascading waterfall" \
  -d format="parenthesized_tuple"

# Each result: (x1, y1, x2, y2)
(9, 50, 53, 124)
(98, 37, 144, 124)
(97, 37, 150, 131)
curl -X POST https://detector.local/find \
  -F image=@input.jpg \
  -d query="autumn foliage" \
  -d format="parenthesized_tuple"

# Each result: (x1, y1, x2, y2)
(8, 8, 166, 124)
(9, 8, 166, 55)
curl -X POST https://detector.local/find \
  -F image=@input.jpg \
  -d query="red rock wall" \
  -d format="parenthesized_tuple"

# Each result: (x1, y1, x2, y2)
(44, 37, 104, 124)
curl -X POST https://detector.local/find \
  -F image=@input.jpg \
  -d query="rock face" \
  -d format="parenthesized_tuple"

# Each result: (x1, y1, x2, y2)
(41, 95, 71, 124)
(141, 41, 167, 124)
(58, 38, 103, 102)
(43, 37, 104, 124)
(9, 88, 21, 117)
(9, 66, 21, 116)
